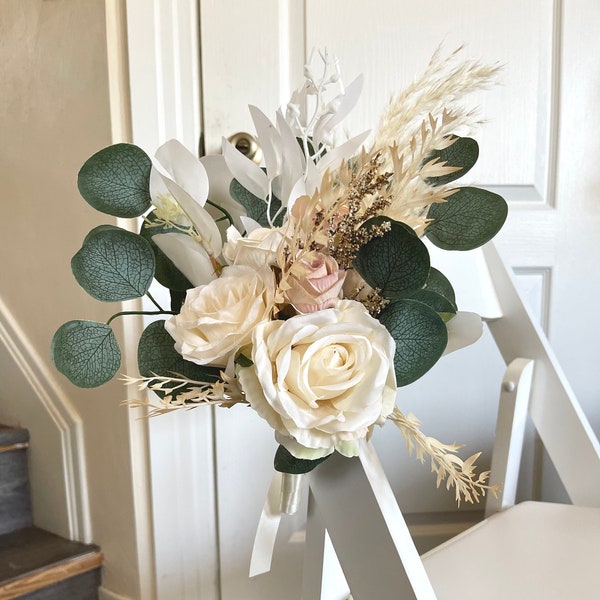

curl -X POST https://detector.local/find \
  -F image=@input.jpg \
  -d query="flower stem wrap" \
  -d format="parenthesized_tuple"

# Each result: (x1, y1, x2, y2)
(280, 472, 304, 515)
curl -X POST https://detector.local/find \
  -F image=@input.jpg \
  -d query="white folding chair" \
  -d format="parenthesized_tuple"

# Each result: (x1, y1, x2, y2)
(302, 242, 600, 599)
(420, 243, 600, 599)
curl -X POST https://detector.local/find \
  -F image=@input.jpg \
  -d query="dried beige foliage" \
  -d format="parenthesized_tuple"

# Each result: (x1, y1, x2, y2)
(389, 407, 499, 505)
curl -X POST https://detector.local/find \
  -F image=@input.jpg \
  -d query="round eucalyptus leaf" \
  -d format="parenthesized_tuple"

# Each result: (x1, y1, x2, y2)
(424, 268, 456, 307)
(51, 320, 121, 388)
(424, 137, 479, 187)
(139, 212, 193, 292)
(72, 225, 155, 302)
(353, 218, 430, 299)
(406, 289, 457, 315)
(378, 299, 448, 386)
(426, 187, 508, 251)
(138, 320, 220, 383)
(78, 143, 152, 217)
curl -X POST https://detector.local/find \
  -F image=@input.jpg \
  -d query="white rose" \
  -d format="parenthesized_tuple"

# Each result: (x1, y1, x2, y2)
(238, 299, 397, 459)
(165, 265, 275, 367)
(222, 226, 284, 269)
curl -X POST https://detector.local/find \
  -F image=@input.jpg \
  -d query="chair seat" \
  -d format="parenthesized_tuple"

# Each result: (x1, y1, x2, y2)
(422, 501, 600, 599)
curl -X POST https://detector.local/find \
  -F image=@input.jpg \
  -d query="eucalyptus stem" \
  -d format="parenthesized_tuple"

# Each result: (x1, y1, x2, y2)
(146, 291, 165, 311)
(206, 198, 234, 227)
(106, 310, 176, 326)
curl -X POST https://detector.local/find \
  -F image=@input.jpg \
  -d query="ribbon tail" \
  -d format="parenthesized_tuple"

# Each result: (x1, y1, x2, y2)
(249, 470, 283, 577)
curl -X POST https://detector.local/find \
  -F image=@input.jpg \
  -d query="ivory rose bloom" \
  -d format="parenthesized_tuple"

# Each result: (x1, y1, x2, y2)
(165, 265, 275, 367)
(222, 226, 284, 269)
(238, 300, 397, 459)
(285, 252, 346, 313)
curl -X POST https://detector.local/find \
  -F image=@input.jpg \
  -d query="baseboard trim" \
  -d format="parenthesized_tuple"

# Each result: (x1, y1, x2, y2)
(0, 295, 90, 542)
(99, 586, 135, 600)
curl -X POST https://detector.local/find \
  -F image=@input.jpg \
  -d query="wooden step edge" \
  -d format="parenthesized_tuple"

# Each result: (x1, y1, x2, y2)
(0, 550, 103, 600)
(0, 443, 29, 454)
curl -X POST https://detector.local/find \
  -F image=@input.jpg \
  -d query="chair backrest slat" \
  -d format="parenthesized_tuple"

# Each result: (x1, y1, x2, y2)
(485, 358, 533, 517)
(483, 243, 600, 507)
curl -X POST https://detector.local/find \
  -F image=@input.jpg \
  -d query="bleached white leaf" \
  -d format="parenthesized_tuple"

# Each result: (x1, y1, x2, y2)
(155, 139, 209, 207)
(157, 172, 223, 257)
(274, 111, 306, 205)
(286, 176, 309, 215)
(315, 130, 370, 175)
(249, 105, 282, 180)
(443, 311, 483, 355)
(240, 215, 262, 234)
(200, 154, 246, 232)
(304, 158, 321, 197)
(149, 166, 193, 228)
(222, 137, 269, 200)
(313, 74, 364, 148)
(152, 233, 217, 287)
(149, 165, 168, 200)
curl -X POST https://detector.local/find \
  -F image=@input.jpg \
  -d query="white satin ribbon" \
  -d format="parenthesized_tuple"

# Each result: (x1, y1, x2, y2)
(249, 471, 284, 577)
(249, 471, 306, 577)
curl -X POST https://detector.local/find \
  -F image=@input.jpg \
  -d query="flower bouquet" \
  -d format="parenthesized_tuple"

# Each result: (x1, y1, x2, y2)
(51, 48, 506, 505)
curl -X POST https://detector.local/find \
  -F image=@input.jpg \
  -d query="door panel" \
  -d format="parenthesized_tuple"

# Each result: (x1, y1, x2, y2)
(305, 0, 552, 190)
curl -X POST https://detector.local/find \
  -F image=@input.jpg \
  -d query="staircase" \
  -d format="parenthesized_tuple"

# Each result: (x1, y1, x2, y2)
(0, 425, 102, 599)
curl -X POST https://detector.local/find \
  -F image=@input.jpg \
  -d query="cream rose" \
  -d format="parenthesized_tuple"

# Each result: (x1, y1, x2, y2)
(165, 265, 275, 367)
(238, 299, 397, 459)
(222, 226, 284, 269)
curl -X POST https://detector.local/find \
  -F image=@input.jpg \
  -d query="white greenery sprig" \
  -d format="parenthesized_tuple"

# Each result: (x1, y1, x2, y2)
(388, 407, 499, 505)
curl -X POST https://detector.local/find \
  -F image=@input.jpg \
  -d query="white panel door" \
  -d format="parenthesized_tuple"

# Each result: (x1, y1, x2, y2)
(196, 1, 600, 597)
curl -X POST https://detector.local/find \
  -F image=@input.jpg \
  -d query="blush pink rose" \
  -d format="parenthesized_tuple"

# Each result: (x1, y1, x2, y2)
(285, 252, 346, 313)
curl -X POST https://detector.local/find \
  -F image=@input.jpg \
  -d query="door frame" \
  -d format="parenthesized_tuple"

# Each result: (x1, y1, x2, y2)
(122, 1, 220, 598)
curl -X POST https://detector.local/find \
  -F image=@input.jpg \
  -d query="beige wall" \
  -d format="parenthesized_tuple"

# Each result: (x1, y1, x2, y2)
(0, 2, 145, 597)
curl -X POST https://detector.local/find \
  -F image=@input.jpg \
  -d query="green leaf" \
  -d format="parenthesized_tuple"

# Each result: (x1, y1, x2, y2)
(170, 289, 186, 314)
(404, 289, 457, 315)
(139, 211, 193, 292)
(138, 320, 220, 383)
(235, 353, 254, 368)
(423, 267, 457, 309)
(51, 320, 121, 388)
(396, 268, 457, 316)
(78, 143, 152, 217)
(424, 137, 479, 186)
(274, 444, 331, 474)
(353, 218, 430, 299)
(426, 187, 508, 251)
(378, 299, 448, 386)
(230, 178, 284, 228)
(72, 225, 155, 302)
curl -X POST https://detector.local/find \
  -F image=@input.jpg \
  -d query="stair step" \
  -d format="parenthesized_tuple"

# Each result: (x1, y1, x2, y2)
(0, 426, 32, 536)
(0, 426, 29, 450)
(0, 527, 102, 600)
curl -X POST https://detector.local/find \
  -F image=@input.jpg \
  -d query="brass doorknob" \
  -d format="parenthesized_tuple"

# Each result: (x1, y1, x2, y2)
(227, 132, 262, 164)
